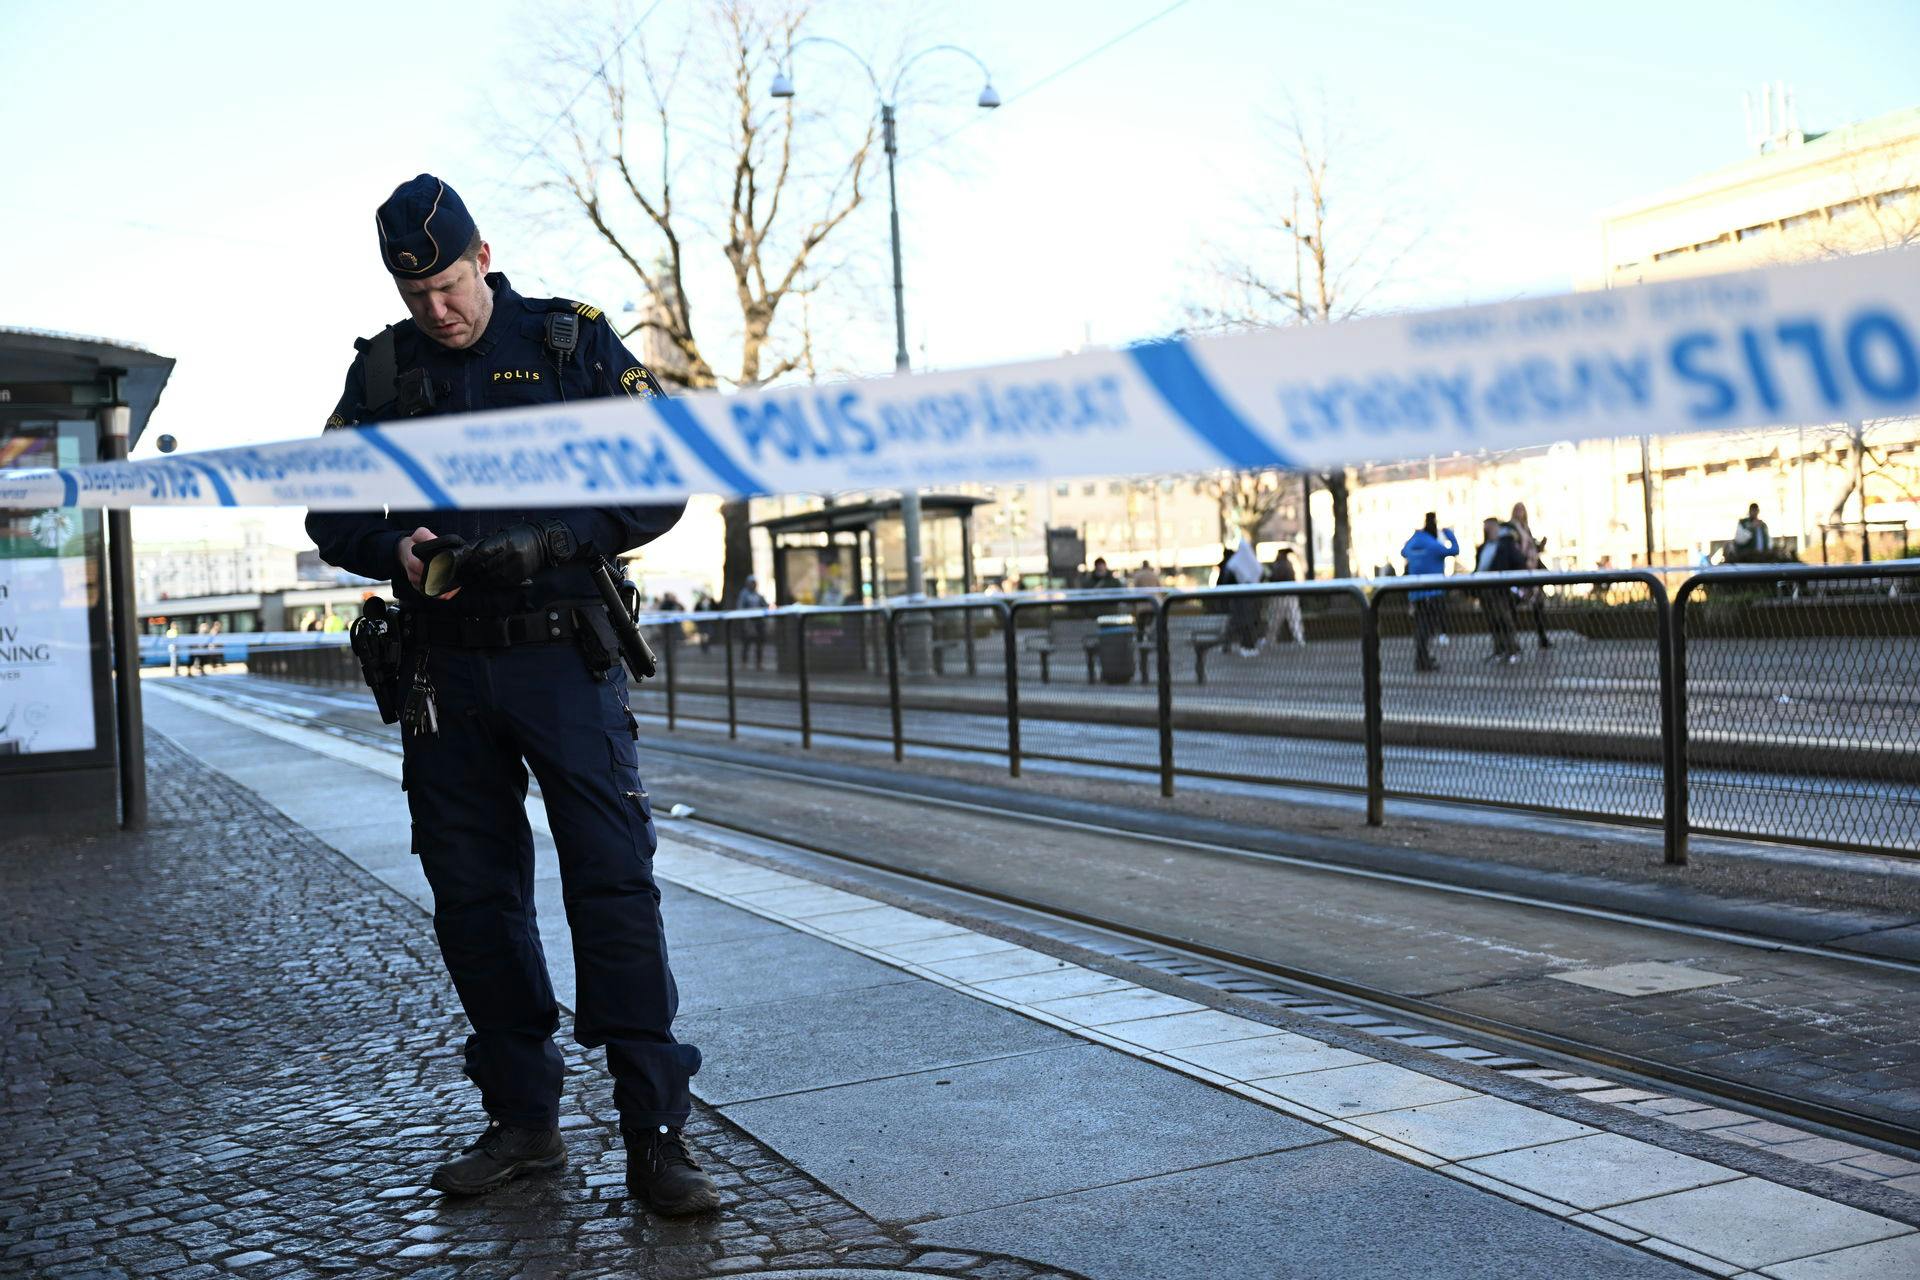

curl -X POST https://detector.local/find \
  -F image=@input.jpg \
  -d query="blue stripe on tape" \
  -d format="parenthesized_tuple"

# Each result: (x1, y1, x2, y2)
(646, 397, 766, 496)
(179, 458, 237, 506)
(359, 425, 457, 508)
(59, 471, 78, 506)
(1126, 340, 1295, 470)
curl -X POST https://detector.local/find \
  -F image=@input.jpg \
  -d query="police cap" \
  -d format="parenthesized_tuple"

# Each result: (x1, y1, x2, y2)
(375, 174, 478, 279)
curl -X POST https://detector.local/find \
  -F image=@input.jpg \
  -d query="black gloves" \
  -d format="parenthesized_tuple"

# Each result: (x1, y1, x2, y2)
(466, 518, 579, 586)
(418, 519, 580, 595)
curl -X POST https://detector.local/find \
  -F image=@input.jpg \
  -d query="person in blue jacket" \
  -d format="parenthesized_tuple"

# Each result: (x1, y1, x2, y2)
(1400, 513, 1459, 672)
(304, 175, 716, 1216)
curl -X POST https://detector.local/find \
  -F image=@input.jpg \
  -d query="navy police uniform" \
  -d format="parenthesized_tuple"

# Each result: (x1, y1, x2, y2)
(305, 176, 701, 1176)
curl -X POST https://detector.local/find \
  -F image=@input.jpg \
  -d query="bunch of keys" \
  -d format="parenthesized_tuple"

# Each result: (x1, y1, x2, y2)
(402, 651, 439, 738)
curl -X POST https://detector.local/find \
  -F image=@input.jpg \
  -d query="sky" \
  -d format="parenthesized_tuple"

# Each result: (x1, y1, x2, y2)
(2, 0, 1915, 549)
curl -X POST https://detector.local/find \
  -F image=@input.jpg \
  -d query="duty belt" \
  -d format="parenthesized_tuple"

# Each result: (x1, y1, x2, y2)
(408, 606, 591, 649)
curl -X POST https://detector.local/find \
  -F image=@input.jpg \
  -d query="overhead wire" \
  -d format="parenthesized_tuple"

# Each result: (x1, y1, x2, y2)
(503, 0, 672, 181)
(903, 0, 1198, 160)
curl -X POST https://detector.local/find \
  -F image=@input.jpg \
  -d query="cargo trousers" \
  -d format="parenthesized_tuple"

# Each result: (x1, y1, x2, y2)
(400, 640, 698, 1130)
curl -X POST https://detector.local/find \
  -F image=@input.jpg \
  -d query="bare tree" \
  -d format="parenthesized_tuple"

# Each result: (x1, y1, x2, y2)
(516, 1, 878, 605)
(1190, 107, 1421, 579)
(1211, 469, 1296, 546)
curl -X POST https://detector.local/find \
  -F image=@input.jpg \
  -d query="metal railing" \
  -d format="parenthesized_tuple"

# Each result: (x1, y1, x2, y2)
(244, 564, 1920, 860)
(1672, 562, 1920, 857)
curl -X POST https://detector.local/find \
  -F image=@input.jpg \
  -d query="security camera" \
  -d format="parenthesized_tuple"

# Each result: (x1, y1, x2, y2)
(156, 434, 177, 453)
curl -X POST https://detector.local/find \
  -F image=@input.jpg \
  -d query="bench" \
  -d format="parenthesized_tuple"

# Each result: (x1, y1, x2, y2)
(1189, 626, 1232, 684)
(1024, 614, 1161, 684)
(1024, 616, 1097, 683)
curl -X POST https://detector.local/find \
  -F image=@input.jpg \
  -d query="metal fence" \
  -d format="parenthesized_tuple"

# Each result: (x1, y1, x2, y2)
(245, 563, 1920, 860)
(1673, 563, 1920, 855)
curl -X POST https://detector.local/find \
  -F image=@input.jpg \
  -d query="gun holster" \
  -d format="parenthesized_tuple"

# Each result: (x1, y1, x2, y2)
(349, 597, 408, 723)
(576, 605, 623, 673)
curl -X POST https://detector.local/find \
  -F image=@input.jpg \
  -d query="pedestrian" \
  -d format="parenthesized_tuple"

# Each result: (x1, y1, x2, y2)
(304, 175, 716, 1214)
(1129, 559, 1161, 589)
(1085, 557, 1121, 590)
(1730, 503, 1771, 562)
(1508, 502, 1553, 650)
(189, 620, 213, 676)
(1262, 547, 1306, 647)
(736, 575, 770, 670)
(1473, 517, 1526, 663)
(693, 591, 717, 652)
(1220, 537, 1263, 656)
(1400, 514, 1458, 672)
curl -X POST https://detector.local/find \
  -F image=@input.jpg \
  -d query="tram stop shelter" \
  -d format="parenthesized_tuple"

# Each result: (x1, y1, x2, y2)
(755, 494, 988, 606)
(0, 330, 174, 834)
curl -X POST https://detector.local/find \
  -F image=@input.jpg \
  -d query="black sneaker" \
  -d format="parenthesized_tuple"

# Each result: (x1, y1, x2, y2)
(429, 1121, 565, 1196)
(625, 1124, 720, 1216)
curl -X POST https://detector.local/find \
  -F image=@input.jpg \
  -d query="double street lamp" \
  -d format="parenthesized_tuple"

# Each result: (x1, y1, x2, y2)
(772, 38, 999, 601)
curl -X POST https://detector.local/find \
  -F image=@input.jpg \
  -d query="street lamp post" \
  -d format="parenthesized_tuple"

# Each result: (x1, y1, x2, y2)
(772, 40, 999, 604)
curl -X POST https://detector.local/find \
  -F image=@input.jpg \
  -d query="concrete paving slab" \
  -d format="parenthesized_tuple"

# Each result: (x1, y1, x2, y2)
(680, 865, 808, 895)
(1353, 1094, 1597, 1161)
(1464, 1132, 1745, 1211)
(721, 1044, 1326, 1222)
(671, 929, 916, 1014)
(1600, 1178, 1911, 1271)
(1548, 960, 1741, 996)
(835, 915, 970, 948)
(677, 978, 1077, 1105)
(1254, 1060, 1479, 1117)
(878, 931, 1020, 963)
(1031, 986, 1203, 1027)
(922, 947, 1074, 983)
(971, 967, 1132, 1003)
(1760, 1231, 1920, 1278)
(1103, 1009, 1283, 1052)
(310, 822, 418, 873)
(658, 882, 792, 945)
(1661, 1106, 1758, 1131)
(803, 904, 923, 934)
(1169, 1031, 1374, 1081)
(911, 1142, 1693, 1280)
(736, 883, 877, 916)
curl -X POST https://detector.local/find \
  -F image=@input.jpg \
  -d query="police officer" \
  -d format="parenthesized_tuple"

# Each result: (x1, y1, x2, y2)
(305, 174, 717, 1215)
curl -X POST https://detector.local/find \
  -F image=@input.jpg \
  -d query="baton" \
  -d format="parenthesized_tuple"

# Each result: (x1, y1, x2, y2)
(591, 557, 659, 681)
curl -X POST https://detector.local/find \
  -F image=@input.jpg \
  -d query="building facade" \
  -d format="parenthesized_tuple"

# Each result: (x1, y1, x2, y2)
(1321, 98, 1920, 577)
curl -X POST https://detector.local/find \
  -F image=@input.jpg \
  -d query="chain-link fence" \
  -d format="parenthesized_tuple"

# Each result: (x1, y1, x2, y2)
(889, 601, 1012, 765)
(1007, 592, 1164, 777)
(1369, 571, 1672, 830)
(794, 607, 893, 749)
(1674, 563, 1920, 855)
(1157, 584, 1373, 798)
(242, 565, 1920, 860)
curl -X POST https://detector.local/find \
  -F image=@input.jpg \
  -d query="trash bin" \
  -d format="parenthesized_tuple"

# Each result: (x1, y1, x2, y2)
(1096, 613, 1136, 684)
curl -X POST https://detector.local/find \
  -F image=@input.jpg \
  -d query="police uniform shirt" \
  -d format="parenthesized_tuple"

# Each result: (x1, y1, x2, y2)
(305, 274, 685, 615)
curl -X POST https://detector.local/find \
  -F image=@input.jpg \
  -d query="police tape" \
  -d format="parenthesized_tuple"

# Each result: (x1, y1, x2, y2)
(3, 249, 1917, 511)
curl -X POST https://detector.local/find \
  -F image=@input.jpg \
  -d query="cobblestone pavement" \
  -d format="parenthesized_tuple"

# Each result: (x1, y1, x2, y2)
(0, 735, 1084, 1280)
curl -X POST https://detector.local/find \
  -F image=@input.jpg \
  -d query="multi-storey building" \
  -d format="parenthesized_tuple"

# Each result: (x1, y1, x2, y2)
(134, 521, 308, 602)
(1320, 95, 1920, 575)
